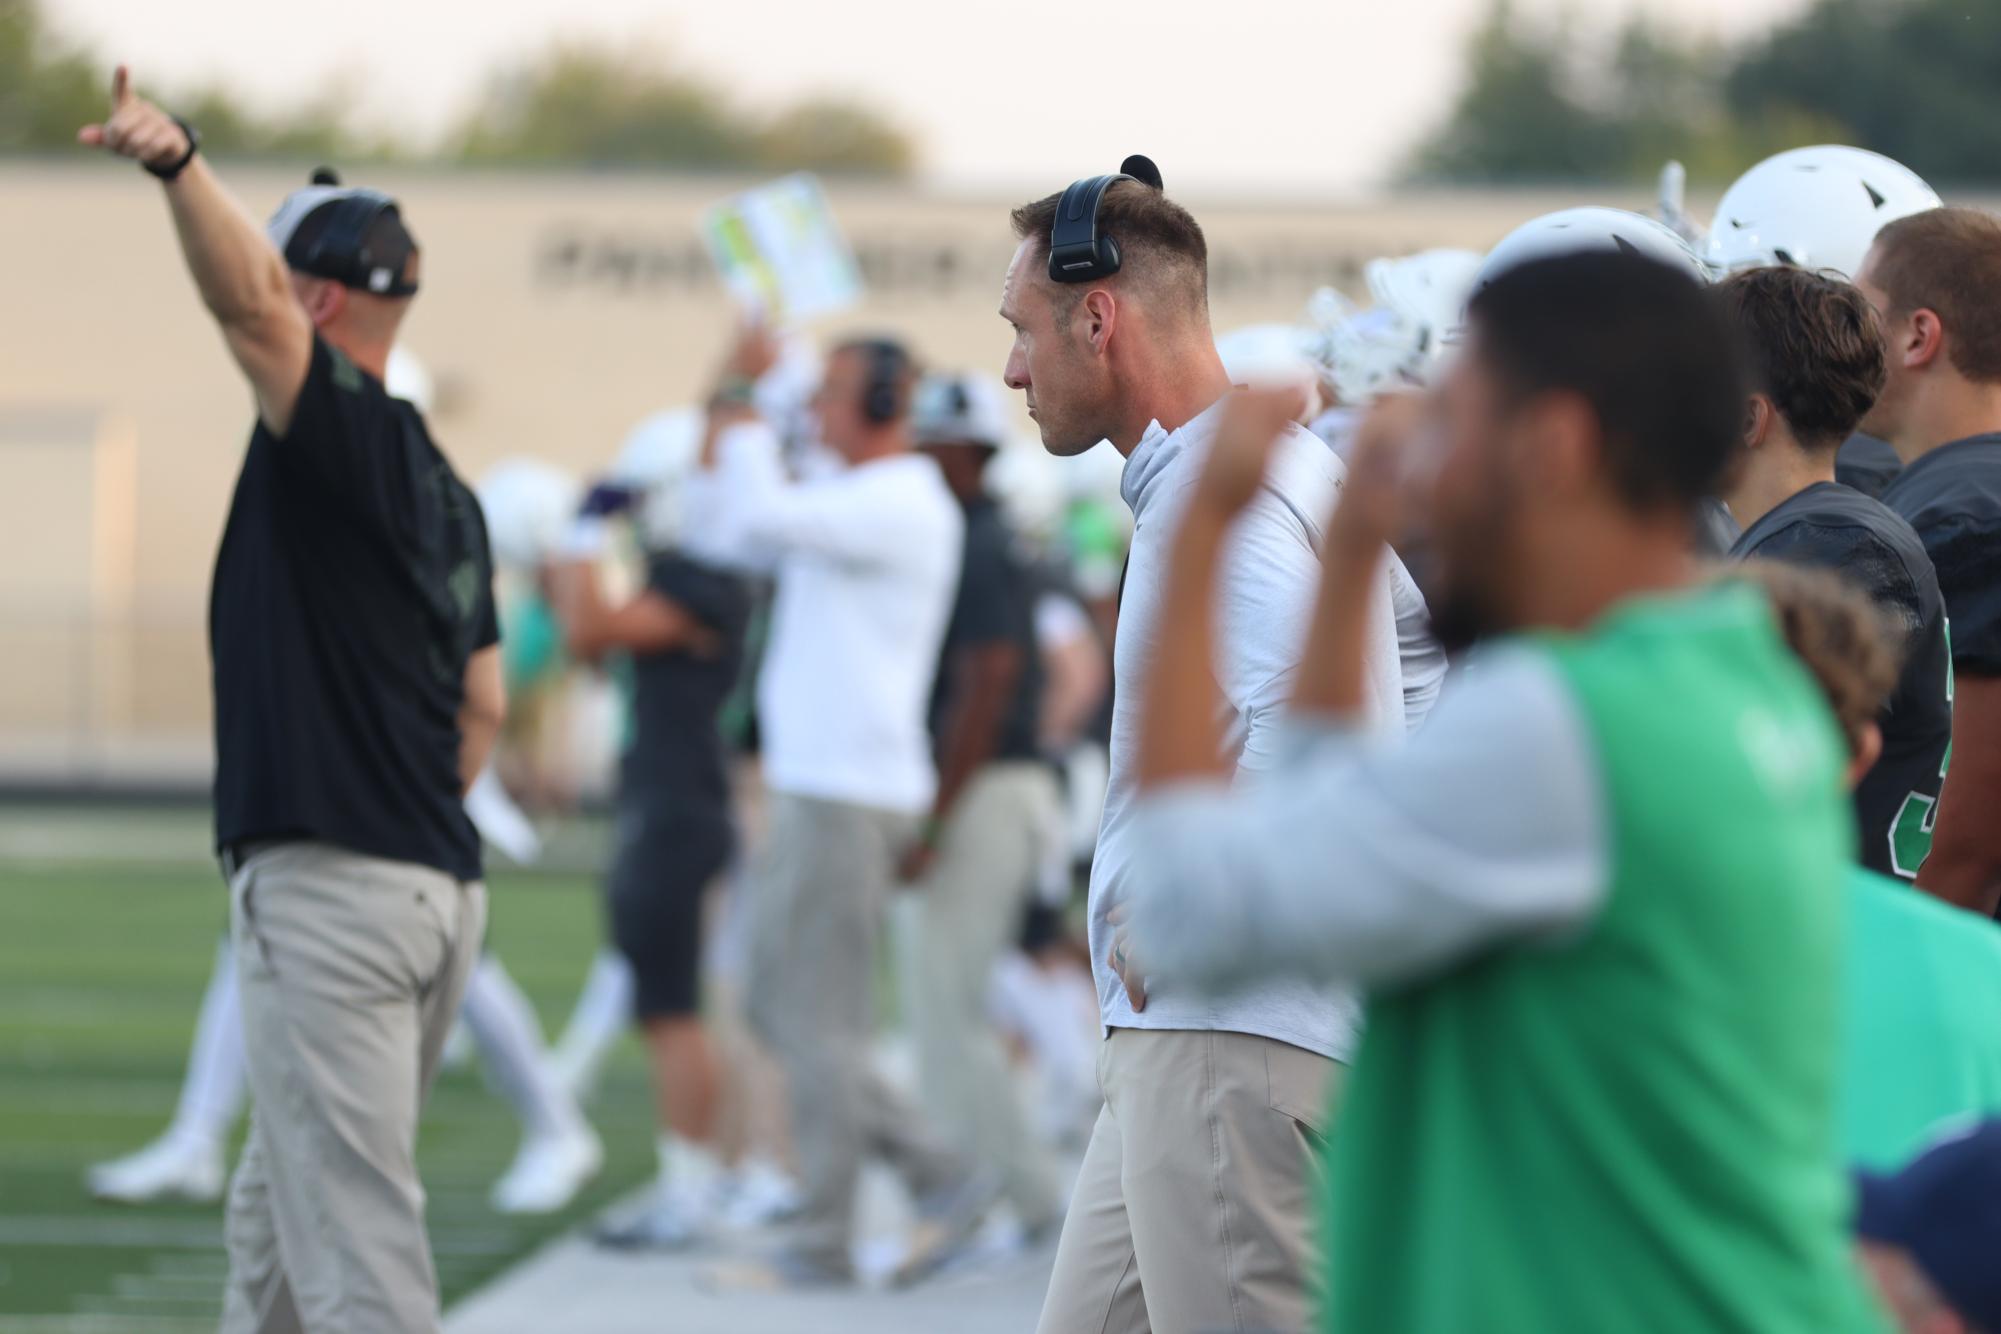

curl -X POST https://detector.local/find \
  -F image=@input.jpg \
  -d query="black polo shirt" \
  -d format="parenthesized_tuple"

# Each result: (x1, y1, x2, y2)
(930, 496, 1044, 765)
(1731, 481, 1953, 878)
(622, 551, 751, 820)
(209, 337, 499, 881)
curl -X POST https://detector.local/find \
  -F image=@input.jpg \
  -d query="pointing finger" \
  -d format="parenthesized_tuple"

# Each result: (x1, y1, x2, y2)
(111, 64, 130, 109)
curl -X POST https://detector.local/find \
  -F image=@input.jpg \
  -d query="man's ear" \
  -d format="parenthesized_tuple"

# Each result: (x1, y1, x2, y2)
(1906, 308, 1946, 372)
(1080, 288, 1118, 358)
(1846, 722, 1884, 791)
(301, 279, 345, 331)
(1743, 394, 1775, 450)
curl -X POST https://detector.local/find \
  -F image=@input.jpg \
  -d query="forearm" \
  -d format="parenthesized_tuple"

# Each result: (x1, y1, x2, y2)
(548, 557, 611, 663)
(459, 705, 503, 796)
(1291, 537, 1389, 718)
(161, 157, 292, 330)
(1039, 638, 1106, 750)
(930, 657, 1019, 823)
(1916, 791, 2001, 914)
(1136, 507, 1233, 788)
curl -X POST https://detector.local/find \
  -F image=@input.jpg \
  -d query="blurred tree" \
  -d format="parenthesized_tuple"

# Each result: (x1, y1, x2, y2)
(453, 44, 915, 176)
(1728, 0, 2001, 181)
(0, 0, 386, 159)
(1403, 0, 1623, 183)
(756, 98, 917, 176)
(0, 0, 108, 151)
(1405, 0, 1885, 185)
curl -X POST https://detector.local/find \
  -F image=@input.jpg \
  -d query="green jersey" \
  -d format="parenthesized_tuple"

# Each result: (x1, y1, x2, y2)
(1841, 866, 2001, 1169)
(1324, 584, 1884, 1333)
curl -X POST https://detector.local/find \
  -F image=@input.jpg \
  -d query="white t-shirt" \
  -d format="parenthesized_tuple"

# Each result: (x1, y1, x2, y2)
(686, 423, 963, 814)
(1091, 398, 1406, 1062)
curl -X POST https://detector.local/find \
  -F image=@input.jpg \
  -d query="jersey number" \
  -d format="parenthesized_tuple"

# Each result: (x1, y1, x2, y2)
(1889, 621, 1954, 879)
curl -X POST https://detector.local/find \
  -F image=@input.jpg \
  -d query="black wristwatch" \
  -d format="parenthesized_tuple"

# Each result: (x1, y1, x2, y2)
(145, 117, 200, 183)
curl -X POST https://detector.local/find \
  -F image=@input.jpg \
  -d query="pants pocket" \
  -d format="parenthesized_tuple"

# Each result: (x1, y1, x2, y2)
(1265, 1041, 1337, 1146)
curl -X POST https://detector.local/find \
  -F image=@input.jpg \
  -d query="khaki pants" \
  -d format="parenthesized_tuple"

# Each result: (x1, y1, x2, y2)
(1036, 1028, 1337, 1334)
(896, 762, 1063, 1229)
(746, 793, 965, 1272)
(221, 842, 486, 1334)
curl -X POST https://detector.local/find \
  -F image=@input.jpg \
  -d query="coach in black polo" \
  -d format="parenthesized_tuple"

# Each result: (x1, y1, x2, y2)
(82, 68, 502, 1334)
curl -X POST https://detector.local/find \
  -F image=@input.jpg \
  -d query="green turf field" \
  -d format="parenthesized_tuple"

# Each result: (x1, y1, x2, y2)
(0, 816, 658, 1333)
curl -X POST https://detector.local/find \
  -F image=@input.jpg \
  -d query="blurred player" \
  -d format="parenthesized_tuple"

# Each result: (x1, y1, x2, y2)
(894, 371, 1065, 1241)
(1473, 206, 1743, 556)
(548, 428, 754, 1250)
(1005, 159, 1406, 1334)
(1717, 266, 1952, 879)
(693, 328, 992, 1290)
(1856, 210, 2001, 913)
(1120, 251, 1882, 1332)
(1733, 559, 2001, 1171)
(82, 72, 499, 1332)
(1705, 145, 1943, 499)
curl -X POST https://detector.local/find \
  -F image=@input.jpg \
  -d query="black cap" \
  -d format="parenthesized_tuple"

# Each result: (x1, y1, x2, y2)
(1855, 1120, 2001, 1330)
(265, 168, 420, 297)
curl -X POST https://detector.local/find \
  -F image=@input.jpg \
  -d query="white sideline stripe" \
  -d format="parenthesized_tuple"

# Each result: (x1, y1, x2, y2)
(74, 1295, 217, 1316)
(109, 1272, 225, 1297)
(0, 1320, 213, 1334)
(0, 1216, 522, 1257)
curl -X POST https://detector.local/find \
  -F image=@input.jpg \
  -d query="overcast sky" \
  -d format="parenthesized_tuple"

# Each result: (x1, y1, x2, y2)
(50, 0, 1811, 195)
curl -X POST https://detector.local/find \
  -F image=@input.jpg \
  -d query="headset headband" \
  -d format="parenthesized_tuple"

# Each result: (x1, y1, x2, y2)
(1047, 174, 1132, 284)
(1045, 155, 1164, 285)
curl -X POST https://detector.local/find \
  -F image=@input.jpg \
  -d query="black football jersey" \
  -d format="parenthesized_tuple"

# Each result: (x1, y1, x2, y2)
(1835, 433, 1903, 500)
(1733, 481, 1953, 878)
(1884, 435, 2001, 678)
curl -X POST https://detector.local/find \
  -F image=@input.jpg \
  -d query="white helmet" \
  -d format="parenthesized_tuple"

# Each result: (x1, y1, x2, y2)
(477, 459, 580, 571)
(608, 407, 704, 550)
(385, 346, 435, 413)
(1216, 324, 1321, 393)
(912, 371, 1014, 451)
(1705, 145, 1941, 279)
(1475, 207, 1712, 296)
(986, 438, 1066, 541)
(1323, 249, 1483, 403)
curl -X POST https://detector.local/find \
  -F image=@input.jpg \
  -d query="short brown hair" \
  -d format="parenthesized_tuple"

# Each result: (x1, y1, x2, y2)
(1733, 559, 1903, 756)
(1716, 267, 1885, 453)
(1869, 207, 2001, 384)
(1010, 180, 1209, 319)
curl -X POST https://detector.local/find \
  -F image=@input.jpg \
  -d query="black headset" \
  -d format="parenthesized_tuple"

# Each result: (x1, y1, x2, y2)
(855, 337, 912, 425)
(1046, 154, 1164, 285)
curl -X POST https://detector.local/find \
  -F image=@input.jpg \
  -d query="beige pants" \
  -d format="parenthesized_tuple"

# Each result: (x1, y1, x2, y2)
(897, 762, 1063, 1229)
(221, 842, 486, 1334)
(745, 793, 966, 1272)
(1036, 1028, 1337, 1334)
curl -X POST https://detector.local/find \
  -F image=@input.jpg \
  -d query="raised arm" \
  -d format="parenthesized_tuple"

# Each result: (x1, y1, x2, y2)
(549, 489, 723, 664)
(79, 66, 312, 434)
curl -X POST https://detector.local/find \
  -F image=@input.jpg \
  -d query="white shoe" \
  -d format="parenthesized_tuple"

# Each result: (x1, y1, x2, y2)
(87, 1133, 226, 1205)
(717, 1159, 804, 1231)
(489, 1125, 602, 1215)
(594, 1181, 720, 1251)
